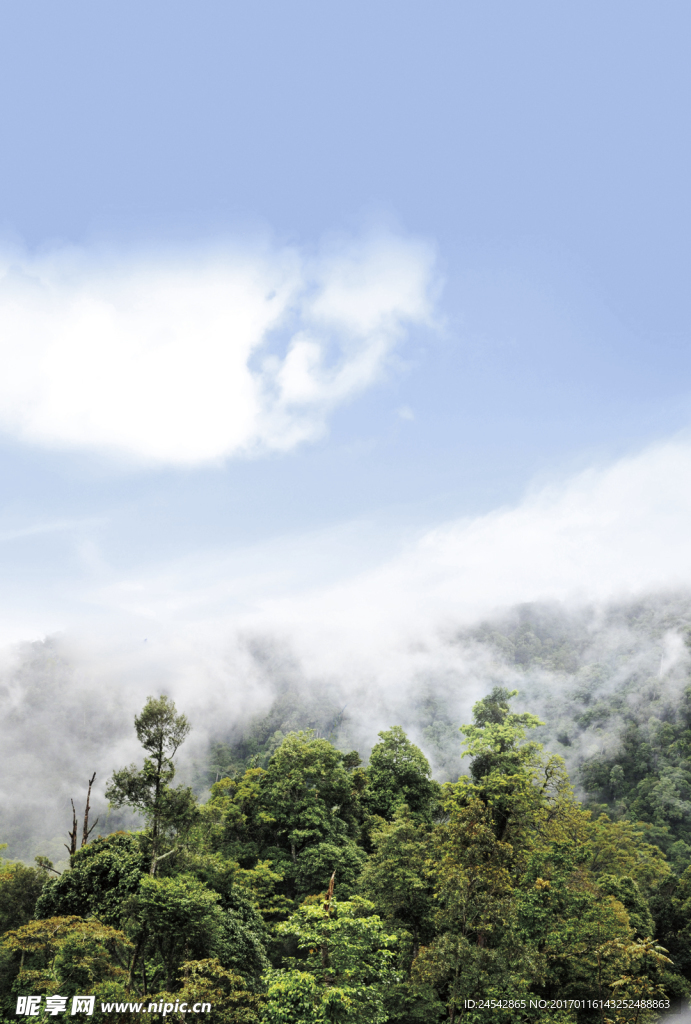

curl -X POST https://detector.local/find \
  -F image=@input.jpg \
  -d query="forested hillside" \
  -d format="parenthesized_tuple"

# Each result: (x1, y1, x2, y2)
(2, 591, 691, 867)
(2, 682, 691, 1024)
(202, 592, 691, 876)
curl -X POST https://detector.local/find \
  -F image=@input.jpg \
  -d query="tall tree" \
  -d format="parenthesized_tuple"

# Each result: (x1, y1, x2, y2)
(221, 732, 367, 901)
(359, 805, 433, 959)
(364, 727, 440, 822)
(106, 695, 195, 875)
(264, 895, 397, 1024)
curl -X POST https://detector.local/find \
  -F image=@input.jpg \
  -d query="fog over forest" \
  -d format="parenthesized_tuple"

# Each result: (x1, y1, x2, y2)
(3, 587, 690, 866)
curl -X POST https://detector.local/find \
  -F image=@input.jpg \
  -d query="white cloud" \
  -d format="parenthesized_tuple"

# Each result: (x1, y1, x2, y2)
(58, 436, 691, 679)
(2, 430, 691, 739)
(272, 437, 691, 660)
(0, 233, 436, 464)
(6, 437, 691, 858)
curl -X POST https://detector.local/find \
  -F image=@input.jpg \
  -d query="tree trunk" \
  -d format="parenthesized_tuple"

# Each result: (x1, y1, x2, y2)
(64, 800, 78, 857)
(127, 933, 145, 992)
(150, 741, 164, 873)
(449, 960, 461, 1024)
(81, 773, 99, 847)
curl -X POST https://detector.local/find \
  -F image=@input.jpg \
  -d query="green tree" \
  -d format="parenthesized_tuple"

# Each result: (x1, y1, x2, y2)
(359, 805, 433, 958)
(579, 683, 691, 865)
(0, 853, 51, 934)
(515, 841, 638, 1000)
(358, 806, 438, 1024)
(412, 688, 679, 1023)
(213, 732, 367, 903)
(364, 727, 440, 822)
(460, 687, 545, 787)
(106, 696, 196, 875)
(596, 875, 655, 940)
(171, 958, 263, 1024)
(35, 833, 147, 927)
(124, 873, 220, 992)
(0, 916, 131, 1016)
(650, 864, 691, 986)
(264, 895, 397, 1024)
(36, 837, 271, 999)
(177, 850, 271, 988)
(414, 784, 522, 1024)
(204, 768, 274, 868)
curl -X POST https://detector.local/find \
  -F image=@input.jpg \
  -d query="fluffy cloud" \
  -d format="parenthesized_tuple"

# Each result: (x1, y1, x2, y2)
(6, 439, 691, 861)
(0, 234, 436, 464)
(78, 436, 691, 674)
(273, 437, 691, 660)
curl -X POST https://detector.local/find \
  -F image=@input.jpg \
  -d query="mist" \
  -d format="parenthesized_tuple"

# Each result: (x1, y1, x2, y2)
(3, 586, 690, 867)
(5, 432, 691, 863)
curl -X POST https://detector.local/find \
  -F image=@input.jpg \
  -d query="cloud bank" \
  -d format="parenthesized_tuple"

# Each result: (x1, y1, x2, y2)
(4, 438, 691, 860)
(83, 437, 691, 667)
(0, 233, 436, 464)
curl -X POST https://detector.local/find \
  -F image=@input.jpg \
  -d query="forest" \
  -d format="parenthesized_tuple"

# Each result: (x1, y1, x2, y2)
(2, 645, 691, 1024)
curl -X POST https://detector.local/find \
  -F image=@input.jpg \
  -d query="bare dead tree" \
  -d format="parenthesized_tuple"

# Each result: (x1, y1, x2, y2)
(64, 800, 78, 856)
(65, 773, 99, 857)
(324, 870, 336, 914)
(81, 772, 99, 847)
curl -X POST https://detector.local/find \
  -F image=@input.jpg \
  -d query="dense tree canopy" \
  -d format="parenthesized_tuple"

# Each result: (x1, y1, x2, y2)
(2, 688, 690, 1024)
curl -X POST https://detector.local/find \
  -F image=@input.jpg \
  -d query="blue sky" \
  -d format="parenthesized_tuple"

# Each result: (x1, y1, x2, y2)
(1, 0, 691, 657)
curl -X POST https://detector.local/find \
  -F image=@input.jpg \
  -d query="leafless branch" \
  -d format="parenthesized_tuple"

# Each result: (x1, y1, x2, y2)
(64, 799, 78, 856)
(81, 772, 99, 847)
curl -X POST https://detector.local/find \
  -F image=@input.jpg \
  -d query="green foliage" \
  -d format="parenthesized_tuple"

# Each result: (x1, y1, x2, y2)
(461, 686, 545, 784)
(6, 684, 691, 1024)
(649, 864, 691, 985)
(264, 896, 397, 1024)
(596, 876, 655, 939)
(0, 856, 50, 934)
(211, 889, 270, 989)
(408, 693, 688, 1023)
(126, 873, 220, 990)
(0, 916, 131, 1015)
(363, 727, 440, 822)
(174, 958, 263, 1024)
(105, 695, 196, 876)
(580, 685, 691, 869)
(206, 731, 367, 904)
(358, 805, 433, 957)
(35, 833, 147, 927)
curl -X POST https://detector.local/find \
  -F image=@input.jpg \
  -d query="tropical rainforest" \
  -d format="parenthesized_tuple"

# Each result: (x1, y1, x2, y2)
(2, 596, 691, 1024)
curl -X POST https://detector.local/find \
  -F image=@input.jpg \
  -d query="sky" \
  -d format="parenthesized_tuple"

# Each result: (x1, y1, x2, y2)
(0, 0, 691, 668)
